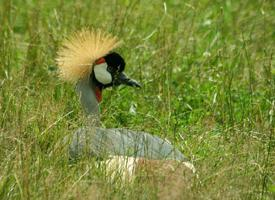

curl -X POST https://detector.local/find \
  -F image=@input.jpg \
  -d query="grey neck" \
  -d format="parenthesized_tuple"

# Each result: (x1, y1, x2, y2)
(76, 77, 100, 125)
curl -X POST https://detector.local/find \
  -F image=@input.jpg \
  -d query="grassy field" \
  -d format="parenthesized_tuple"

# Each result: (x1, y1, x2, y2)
(1, 0, 275, 199)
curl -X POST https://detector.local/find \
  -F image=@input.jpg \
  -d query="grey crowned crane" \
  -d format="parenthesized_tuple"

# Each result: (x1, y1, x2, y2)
(56, 29, 195, 180)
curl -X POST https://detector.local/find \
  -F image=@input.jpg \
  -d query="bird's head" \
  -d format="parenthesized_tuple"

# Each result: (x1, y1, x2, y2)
(56, 29, 140, 103)
(91, 52, 141, 102)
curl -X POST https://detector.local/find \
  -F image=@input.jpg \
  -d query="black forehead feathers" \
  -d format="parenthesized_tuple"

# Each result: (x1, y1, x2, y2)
(104, 52, 125, 72)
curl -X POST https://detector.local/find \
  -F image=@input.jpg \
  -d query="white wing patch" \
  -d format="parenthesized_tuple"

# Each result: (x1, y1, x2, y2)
(94, 63, 112, 84)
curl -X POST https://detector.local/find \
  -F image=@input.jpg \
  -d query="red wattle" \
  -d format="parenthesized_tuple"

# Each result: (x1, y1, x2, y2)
(95, 87, 102, 102)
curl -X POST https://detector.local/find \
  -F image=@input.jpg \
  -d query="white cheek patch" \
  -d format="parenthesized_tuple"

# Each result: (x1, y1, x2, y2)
(94, 63, 112, 84)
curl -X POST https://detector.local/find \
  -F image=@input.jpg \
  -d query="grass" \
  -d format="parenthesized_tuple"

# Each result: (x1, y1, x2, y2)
(0, 0, 275, 199)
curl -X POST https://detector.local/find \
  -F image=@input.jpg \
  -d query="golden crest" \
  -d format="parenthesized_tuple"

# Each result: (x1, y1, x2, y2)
(56, 29, 121, 82)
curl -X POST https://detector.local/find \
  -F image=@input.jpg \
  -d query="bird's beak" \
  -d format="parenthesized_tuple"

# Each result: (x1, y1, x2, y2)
(118, 72, 141, 88)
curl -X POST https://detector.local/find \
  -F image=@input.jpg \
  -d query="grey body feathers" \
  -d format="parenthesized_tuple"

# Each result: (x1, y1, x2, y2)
(69, 127, 186, 161)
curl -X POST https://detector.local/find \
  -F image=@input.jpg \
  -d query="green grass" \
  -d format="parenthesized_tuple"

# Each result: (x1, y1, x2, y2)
(1, 0, 275, 199)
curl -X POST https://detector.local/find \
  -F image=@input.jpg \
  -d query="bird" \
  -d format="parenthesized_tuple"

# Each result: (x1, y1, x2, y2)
(56, 29, 195, 180)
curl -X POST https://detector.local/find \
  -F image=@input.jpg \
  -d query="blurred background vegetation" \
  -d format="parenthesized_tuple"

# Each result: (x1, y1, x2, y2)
(0, 0, 274, 199)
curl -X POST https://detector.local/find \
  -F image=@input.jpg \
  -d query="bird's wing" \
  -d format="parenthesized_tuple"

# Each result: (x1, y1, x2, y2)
(69, 127, 186, 161)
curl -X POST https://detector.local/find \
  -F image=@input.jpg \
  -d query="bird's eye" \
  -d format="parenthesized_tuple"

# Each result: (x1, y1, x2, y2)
(107, 66, 113, 72)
